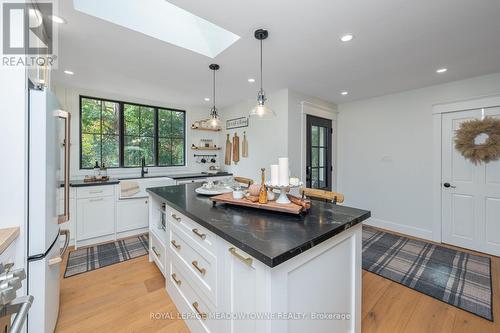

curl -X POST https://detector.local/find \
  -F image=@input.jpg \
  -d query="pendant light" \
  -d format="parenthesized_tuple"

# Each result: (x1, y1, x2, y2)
(249, 29, 276, 118)
(208, 63, 220, 128)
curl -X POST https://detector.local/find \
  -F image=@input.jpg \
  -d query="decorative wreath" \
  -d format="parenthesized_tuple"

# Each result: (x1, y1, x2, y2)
(454, 116, 500, 164)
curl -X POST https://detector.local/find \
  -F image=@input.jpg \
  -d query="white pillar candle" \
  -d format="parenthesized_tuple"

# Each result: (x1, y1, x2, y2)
(278, 157, 289, 186)
(270, 164, 279, 186)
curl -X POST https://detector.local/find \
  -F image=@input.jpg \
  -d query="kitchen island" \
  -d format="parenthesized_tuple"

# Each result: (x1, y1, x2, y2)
(147, 183, 370, 333)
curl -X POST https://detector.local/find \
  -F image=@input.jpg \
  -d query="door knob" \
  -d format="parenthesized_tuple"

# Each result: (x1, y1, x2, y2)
(443, 183, 456, 188)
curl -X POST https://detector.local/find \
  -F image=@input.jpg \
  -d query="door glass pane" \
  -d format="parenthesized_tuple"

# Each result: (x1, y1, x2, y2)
(311, 126, 319, 146)
(319, 127, 325, 146)
(319, 147, 326, 167)
(312, 148, 319, 167)
(311, 168, 319, 188)
(319, 167, 326, 188)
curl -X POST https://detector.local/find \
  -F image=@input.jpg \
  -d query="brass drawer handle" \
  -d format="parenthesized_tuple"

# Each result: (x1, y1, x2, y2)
(170, 240, 181, 250)
(192, 301, 207, 320)
(192, 228, 206, 240)
(152, 246, 160, 257)
(171, 273, 182, 286)
(171, 213, 181, 222)
(191, 260, 206, 275)
(229, 247, 253, 266)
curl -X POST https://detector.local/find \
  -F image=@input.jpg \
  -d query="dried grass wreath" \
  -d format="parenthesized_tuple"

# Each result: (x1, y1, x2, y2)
(454, 116, 500, 164)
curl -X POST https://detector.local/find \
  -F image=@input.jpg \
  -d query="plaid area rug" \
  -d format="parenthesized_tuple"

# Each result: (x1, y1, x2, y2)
(362, 226, 493, 321)
(64, 234, 149, 278)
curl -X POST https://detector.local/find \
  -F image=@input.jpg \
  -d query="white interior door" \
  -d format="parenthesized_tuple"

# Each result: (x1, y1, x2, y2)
(442, 107, 500, 256)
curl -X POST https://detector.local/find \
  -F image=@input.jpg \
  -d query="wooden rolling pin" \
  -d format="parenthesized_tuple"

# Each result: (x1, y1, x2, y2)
(287, 194, 311, 210)
(242, 131, 248, 157)
(232, 133, 240, 164)
(225, 134, 231, 165)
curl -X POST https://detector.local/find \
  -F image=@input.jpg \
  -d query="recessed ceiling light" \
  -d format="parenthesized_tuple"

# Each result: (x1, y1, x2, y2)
(204, 97, 210, 102)
(64, 70, 74, 75)
(340, 34, 354, 42)
(341, 91, 348, 96)
(436, 68, 447, 73)
(248, 78, 255, 83)
(49, 15, 66, 24)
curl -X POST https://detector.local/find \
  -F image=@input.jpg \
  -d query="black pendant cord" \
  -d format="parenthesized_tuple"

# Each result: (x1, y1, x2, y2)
(212, 67, 216, 110)
(260, 39, 263, 92)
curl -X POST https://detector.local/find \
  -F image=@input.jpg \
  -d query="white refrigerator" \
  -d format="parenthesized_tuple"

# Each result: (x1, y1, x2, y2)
(27, 87, 70, 333)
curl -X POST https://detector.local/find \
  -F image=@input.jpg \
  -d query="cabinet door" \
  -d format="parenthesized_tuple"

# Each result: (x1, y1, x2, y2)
(76, 196, 115, 240)
(116, 198, 149, 232)
(223, 245, 266, 333)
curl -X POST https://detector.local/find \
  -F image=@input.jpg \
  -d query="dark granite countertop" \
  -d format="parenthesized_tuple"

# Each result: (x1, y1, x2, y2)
(147, 184, 370, 267)
(119, 172, 232, 180)
(59, 179, 120, 188)
(62, 172, 232, 187)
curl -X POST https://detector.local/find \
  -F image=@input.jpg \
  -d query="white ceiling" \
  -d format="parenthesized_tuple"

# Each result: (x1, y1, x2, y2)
(53, 0, 500, 108)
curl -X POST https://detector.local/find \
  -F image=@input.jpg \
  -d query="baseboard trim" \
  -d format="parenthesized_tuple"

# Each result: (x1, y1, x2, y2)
(364, 218, 434, 242)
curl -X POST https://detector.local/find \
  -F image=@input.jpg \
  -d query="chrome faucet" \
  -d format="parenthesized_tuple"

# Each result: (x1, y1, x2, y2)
(141, 157, 148, 178)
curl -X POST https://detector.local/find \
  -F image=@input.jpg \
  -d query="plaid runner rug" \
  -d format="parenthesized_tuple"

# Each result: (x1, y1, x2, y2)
(64, 234, 149, 278)
(362, 226, 493, 321)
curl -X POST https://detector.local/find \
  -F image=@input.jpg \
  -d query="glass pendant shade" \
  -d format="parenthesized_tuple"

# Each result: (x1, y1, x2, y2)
(209, 106, 220, 128)
(249, 90, 275, 118)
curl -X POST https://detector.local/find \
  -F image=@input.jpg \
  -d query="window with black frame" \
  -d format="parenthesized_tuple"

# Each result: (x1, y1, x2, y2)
(79, 96, 186, 169)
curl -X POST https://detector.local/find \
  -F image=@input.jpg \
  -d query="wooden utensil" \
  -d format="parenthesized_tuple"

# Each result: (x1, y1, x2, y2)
(287, 194, 311, 210)
(232, 133, 240, 164)
(242, 131, 248, 157)
(225, 134, 231, 165)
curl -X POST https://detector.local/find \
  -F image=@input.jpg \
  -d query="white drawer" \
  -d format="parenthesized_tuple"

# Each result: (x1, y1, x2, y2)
(77, 185, 114, 199)
(168, 260, 218, 333)
(150, 231, 165, 276)
(167, 207, 216, 255)
(169, 222, 217, 305)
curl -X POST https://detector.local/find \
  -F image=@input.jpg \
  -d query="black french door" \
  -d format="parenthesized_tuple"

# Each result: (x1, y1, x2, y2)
(306, 115, 332, 190)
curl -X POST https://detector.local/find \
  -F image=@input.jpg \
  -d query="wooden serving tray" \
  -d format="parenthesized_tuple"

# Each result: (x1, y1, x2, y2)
(210, 192, 305, 215)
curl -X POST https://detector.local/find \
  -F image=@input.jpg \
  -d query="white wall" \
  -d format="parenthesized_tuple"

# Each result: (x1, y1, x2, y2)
(220, 88, 337, 183)
(0, 63, 27, 277)
(220, 89, 289, 182)
(337, 72, 500, 241)
(52, 84, 221, 179)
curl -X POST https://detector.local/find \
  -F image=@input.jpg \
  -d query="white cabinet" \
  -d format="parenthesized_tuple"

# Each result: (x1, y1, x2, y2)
(116, 198, 149, 232)
(222, 245, 267, 333)
(76, 189, 115, 244)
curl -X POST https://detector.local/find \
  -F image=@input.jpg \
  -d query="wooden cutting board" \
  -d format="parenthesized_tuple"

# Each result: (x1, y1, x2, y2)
(232, 133, 240, 164)
(224, 134, 231, 165)
(242, 131, 248, 157)
(210, 192, 305, 215)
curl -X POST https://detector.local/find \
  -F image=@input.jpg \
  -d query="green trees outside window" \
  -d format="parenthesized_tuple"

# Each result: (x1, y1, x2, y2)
(80, 96, 185, 169)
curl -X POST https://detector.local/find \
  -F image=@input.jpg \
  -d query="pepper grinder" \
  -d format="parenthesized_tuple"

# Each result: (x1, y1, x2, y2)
(258, 168, 268, 204)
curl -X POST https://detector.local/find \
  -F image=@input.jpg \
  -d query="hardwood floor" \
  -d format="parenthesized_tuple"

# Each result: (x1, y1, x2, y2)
(55, 242, 499, 333)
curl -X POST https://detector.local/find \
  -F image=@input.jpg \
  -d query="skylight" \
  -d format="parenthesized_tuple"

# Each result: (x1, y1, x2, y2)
(73, 0, 240, 58)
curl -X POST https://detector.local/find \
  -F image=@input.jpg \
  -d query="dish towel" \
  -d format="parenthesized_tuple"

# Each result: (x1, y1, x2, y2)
(120, 181, 140, 197)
